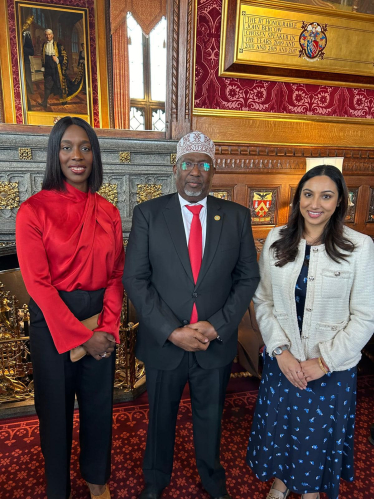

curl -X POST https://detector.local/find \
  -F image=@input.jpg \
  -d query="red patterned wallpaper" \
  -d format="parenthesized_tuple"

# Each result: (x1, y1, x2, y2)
(7, 0, 100, 127)
(195, 0, 374, 119)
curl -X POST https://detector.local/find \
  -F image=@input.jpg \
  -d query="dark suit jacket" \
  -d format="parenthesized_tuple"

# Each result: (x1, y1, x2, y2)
(123, 193, 260, 370)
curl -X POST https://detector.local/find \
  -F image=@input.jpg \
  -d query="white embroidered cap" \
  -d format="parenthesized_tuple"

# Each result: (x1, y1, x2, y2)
(176, 131, 215, 162)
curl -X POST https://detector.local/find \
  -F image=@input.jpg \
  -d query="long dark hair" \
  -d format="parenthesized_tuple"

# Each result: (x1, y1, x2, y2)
(42, 116, 103, 192)
(271, 165, 354, 266)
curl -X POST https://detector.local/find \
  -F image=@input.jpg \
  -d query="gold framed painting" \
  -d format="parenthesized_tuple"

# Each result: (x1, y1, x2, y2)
(14, 1, 93, 125)
(220, 0, 374, 89)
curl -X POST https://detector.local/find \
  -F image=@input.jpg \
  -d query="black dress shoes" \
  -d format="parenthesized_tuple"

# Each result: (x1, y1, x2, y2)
(138, 486, 163, 499)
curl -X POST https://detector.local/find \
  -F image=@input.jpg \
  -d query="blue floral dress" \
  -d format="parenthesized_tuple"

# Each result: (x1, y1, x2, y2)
(246, 246, 357, 499)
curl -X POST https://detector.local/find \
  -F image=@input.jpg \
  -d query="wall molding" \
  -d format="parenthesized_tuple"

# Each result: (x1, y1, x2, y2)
(214, 143, 374, 174)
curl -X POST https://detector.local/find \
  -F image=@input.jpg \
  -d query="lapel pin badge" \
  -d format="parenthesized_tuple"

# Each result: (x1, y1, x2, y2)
(214, 215, 221, 221)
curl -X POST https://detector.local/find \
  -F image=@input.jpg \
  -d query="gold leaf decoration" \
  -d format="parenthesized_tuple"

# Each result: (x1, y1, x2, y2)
(97, 183, 118, 206)
(137, 184, 162, 204)
(119, 151, 131, 164)
(210, 190, 230, 200)
(170, 153, 177, 164)
(0, 182, 20, 209)
(18, 148, 32, 160)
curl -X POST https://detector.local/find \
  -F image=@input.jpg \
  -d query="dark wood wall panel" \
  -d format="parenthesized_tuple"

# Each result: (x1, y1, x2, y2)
(212, 143, 374, 254)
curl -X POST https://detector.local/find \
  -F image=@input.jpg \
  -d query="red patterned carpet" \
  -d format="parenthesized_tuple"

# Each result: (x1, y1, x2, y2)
(1, 376, 373, 499)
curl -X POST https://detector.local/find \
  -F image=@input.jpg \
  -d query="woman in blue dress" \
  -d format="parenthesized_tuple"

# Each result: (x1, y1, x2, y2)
(246, 165, 374, 499)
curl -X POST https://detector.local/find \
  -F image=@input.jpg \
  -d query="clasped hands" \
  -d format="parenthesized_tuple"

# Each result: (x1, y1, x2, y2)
(168, 321, 218, 352)
(83, 331, 116, 361)
(276, 350, 326, 390)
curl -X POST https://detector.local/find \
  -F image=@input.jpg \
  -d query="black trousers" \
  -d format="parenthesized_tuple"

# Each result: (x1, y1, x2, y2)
(29, 289, 116, 499)
(143, 352, 232, 497)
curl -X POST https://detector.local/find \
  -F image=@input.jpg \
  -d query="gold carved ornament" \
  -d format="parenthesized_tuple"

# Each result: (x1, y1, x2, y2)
(18, 148, 32, 160)
(0, 181, 20, 209)
(170, 153, 177, 165)
(119, 151, 131, 164)
(0, 283, 31, 402)
(137, 184, 162, 204)
(0, 277, 144, 403)
(97, 183, 118, 206)
(210, 190, 230, 200)
(22, 15, 34, 33)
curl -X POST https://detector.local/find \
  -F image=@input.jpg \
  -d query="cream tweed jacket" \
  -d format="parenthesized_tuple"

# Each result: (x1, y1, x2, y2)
(253, 225, 374, 372)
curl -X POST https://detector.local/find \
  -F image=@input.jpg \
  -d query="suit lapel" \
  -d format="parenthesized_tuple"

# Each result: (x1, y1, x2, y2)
(163, 194, 194, 283)
(196, 196, 223, 289)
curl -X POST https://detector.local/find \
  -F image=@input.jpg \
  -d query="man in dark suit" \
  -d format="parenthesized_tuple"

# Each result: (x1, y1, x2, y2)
(123, 131, 260, 499)
(40, 29, 68, 108)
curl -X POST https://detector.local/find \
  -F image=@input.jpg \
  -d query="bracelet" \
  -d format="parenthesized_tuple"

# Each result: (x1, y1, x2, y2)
(320, 357, 330, 372)
(318, 356, 329, 375)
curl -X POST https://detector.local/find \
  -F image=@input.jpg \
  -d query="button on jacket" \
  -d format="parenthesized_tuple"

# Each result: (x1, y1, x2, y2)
(254, 225, 374, 372)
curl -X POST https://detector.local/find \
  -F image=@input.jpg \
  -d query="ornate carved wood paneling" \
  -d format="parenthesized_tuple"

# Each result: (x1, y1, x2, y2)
(170, 0, 194, 139)
(214, 143, 374, 174)
(185, 0, 193, 121)
(171, 0, 179, 123)
(193, 115, 374, 149)
(212, 141, 374, 242)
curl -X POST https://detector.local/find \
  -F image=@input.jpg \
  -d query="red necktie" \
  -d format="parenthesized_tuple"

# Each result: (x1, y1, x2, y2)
(186, 204, 203, 324)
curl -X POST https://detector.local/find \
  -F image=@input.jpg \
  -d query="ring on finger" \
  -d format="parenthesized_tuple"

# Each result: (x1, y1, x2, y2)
(101, 352, 107, 358)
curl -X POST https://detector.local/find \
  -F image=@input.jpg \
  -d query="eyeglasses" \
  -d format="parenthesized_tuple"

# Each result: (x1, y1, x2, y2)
(178, 161, 212, 172)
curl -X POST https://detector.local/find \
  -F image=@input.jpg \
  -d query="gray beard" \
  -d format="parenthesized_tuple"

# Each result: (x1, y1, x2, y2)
(184, 188, 202, 197)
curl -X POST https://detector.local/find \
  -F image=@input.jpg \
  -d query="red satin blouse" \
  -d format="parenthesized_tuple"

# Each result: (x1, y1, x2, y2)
(16, 182, 125, 354)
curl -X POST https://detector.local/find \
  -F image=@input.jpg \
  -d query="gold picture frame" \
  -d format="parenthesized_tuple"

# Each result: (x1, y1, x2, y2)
(15, 1, 92, 125)
(0, 0, 110, 127)
(219, 0, 374, 89)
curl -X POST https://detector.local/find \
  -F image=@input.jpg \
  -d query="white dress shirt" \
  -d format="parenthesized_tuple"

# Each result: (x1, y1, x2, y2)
(178, 194, 207, 255)
(45, 40, 56, 56)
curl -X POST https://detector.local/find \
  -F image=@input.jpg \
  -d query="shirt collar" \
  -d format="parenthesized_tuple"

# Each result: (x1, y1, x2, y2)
(178, 193, 207, 210)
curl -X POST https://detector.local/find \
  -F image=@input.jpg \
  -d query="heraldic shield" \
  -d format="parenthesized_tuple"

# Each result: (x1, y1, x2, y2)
(299, 22, 327, 61)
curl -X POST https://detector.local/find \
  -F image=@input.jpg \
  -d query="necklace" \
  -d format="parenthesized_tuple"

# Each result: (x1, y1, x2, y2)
(303, 233, 322, 246)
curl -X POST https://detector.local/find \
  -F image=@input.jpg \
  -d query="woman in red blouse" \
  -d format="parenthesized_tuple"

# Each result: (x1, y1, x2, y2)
(16, 117, 125, 499)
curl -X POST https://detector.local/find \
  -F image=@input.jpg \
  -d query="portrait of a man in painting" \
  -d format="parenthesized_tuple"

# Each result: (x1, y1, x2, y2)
(16, 4, 91, 125)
